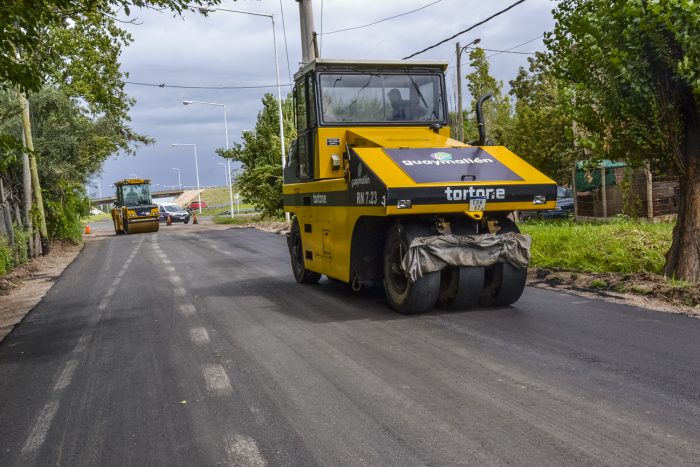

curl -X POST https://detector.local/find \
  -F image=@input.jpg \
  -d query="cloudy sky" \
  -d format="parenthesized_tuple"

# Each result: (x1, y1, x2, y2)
(91, 0, 556, 197)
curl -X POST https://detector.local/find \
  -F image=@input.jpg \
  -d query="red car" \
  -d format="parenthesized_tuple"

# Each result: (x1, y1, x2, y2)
(188, 200, 208, 210)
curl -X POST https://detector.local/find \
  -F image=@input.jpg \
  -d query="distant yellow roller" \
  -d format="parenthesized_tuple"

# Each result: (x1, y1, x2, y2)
(111, 179, 160, 235)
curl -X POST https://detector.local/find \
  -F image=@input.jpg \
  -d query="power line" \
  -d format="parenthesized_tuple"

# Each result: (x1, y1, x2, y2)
(486, 34, 543, 58)
(124, 81, 293, 90)
(403, 0, 528, 59)
(321, 0, 444, 36)
(279, 0, 292, 84)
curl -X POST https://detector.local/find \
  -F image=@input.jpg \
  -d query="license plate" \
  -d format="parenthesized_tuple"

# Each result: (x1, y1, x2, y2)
(469, 197, 486, 211)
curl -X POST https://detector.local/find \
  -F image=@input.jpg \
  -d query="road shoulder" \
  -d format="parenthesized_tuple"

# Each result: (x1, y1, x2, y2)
(0, 241, 83, 342)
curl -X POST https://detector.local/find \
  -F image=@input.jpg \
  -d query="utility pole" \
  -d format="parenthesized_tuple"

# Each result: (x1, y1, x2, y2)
(21, 129, 33, 257)
(456, 42, 463, 142)
(17, 90, 49, 255)
(297, 0, 317, 64)
(455, 38, 480, 143)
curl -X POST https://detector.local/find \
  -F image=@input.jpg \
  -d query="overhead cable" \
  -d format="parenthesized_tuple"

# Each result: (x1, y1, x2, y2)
(403, 0, 528, 59)
(321, 0, 444, 36)
(124, 81, 293, 90)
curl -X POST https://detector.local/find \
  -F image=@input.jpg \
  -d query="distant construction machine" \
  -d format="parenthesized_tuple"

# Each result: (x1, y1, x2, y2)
(111, 179, 160, 235)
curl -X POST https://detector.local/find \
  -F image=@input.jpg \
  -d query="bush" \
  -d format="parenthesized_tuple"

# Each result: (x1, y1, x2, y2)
(45, 184, 89, 243)
(0, 238, 11, 276)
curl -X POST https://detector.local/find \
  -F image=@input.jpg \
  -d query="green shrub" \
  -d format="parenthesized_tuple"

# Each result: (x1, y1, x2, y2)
(45, 183, 89, 243)
(0, 238, 11, 276)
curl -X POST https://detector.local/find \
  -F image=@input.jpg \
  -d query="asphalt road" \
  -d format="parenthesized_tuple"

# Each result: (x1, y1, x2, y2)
(1, 222, 699, 466)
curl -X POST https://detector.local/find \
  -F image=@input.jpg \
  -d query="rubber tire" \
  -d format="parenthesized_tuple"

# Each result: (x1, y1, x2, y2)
(479, 218, 527, 307)
(383, 223, 440, 314)
(123, 218, 129, 235)
(184, 218, 190, 224)
(288, 218, 321, 284)
(437, 266, 485, 310)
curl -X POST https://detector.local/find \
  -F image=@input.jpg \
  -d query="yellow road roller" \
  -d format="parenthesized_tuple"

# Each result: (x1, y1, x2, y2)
(111, 179, 160, 235)
(283, 59, 557, 313)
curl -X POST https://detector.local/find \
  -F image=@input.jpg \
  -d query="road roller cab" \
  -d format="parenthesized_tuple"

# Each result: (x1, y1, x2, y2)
(283, 59, 557, 313)
(111, 179, 160, 235)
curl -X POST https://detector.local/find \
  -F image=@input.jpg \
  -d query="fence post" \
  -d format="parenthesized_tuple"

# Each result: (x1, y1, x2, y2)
(572, 165, 578, 220)
(601, 165, 607, 218)
(644, 162, 654, 221)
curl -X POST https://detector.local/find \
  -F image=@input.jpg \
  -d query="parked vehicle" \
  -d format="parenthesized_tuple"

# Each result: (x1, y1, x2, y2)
(187, 200, 208, 210)
(158, 203, 190, 223)
(520, 186, 574, 220)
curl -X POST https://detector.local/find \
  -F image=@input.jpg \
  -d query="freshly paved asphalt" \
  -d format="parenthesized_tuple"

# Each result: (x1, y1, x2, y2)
(1, 222, 699, 466)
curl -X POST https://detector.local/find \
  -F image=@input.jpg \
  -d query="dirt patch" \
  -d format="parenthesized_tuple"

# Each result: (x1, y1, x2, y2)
(0, 240, 83, 342)
(528, 268, 700, 318)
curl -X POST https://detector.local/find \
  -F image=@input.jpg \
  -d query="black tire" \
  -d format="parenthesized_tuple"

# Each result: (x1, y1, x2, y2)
(288, 217, 321, 284)
(479, 218, 527, 307)
(383, 223, 440, 314)
(438, 266, 485, 310)
(123, 218, 129, 235)
(184, 218, 190, 224)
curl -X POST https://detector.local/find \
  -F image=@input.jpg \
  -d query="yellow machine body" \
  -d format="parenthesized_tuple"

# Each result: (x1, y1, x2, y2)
(111, 179, 160, 235)
(283, 59, 556, 312)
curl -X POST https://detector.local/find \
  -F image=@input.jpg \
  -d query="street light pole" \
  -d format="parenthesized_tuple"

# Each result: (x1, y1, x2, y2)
(182, 100, 235, 218)
(201, 7, 289, 221)
(172, 167, 181, 190)
(217, 162, 229, 188)
(171, 143, 202, 214)
(455, 38, 481, 143)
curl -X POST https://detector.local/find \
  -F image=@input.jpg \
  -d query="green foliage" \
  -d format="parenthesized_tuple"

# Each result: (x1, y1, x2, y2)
(465, 48, 512, 145)
(45, 182, 90, 243)
(0, 87, 149, 242)
(521, 219, 673, 274)
(0, 0, 219, 94)
(0, 238, 11, 275)
(546, 0, 699, 172)
(508, 54, 578, 184)
(217, 93, 295, 218)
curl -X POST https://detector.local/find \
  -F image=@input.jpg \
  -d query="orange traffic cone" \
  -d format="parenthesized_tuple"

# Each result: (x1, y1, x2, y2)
(85, 224, 91, 234)
(193, 213, 198, 224)
(166, 215, 172, 226)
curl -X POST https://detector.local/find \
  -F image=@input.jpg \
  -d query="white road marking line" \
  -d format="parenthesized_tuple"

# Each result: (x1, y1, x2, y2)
(168, 275, 181, 282)
(105, 286, 117, 297)
(174, 286, 187, 296)
(189, 327, 210, 345)
(202, 364, 232, 396)
(54, 359, 79, 390)
(73, 335, 90, 354)
(165, 266, 176, 273)
(223, 434, 267, 467)
(179, 303, 196, 315)
(22, 401, 59, 454)
(98, 299, 108, 310)
(162, 259, 171, 265)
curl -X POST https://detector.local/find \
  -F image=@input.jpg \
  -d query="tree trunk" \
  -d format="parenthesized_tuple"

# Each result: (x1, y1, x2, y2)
(17, 89, 49, 255)
(663, 99, 700, 283)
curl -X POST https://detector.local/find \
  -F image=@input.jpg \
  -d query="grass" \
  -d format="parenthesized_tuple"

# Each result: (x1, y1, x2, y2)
(86, 212, 112, 222)
(520, 218, 674, 274)
(194, 186, 254, 216)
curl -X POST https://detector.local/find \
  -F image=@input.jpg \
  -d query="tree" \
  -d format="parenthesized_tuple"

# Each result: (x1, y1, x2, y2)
(217, 94, 295, 218)
(0, 87, 151, 241)
(547, 0, 700, 282)
(465, 47, 512, 145)
(0, 0, 218, 94)
(508, 53, 578, 184)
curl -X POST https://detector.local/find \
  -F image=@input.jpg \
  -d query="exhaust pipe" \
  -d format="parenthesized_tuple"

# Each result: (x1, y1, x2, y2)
(476, 93, 493, 146)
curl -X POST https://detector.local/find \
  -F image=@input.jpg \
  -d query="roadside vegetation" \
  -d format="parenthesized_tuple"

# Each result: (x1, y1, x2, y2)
(521, 218, 672, 274)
